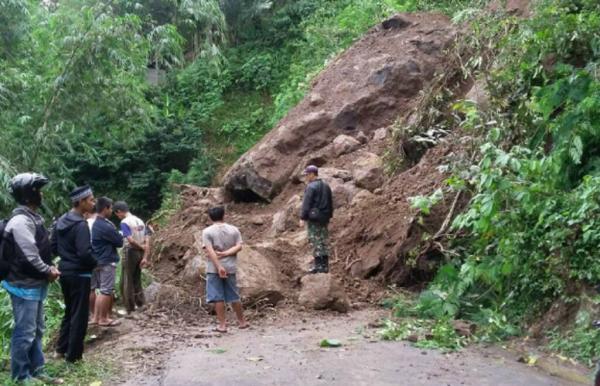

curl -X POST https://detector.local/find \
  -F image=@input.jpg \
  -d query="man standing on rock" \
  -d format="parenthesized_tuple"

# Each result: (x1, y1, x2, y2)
(202, 206, 249, 333)
(53, 185, 97, 363)
(114, 201, 148, 314)
(300, 165, 333, 274)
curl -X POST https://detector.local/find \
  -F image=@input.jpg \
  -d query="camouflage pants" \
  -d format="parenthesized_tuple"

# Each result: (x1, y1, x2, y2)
(307, 222, 330, 257)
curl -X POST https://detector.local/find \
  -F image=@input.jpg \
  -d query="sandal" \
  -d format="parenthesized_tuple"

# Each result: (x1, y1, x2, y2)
(238, 324, 250, 330)
(98, 319, 121, 327)
(212, 327, 228, 333)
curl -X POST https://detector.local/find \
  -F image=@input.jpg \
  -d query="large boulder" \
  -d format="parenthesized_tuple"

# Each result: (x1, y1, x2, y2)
(222, 14, 455, 202)
(181, 232, 206, 285)
(352, 152, 384, 191)
(271, 194, 302, 235)
(329, 178, 358, 209)
(181, 252, 204, 285)
(237, 247, 285, 306)
(299, 273, 349, 313)
(332, 134, 361, 157)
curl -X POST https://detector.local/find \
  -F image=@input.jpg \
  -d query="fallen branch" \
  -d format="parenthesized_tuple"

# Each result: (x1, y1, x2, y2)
(345, 258, 362, 272)
(433, 190, 462, 240)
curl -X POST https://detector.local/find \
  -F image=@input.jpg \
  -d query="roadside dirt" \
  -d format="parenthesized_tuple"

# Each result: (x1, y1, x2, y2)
(97, 307, 580, 386)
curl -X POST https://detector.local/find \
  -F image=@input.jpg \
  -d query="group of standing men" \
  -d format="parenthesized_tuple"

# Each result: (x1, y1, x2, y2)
(0, 164, 332, 383)
(1, 173, 149, 383)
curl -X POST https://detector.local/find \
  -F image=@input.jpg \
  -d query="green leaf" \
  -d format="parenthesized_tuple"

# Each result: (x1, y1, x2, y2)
(319, 339, 342, 348)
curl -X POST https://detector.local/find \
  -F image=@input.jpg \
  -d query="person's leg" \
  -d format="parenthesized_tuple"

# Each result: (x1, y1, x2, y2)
(9, 294, 38, 380)
(214, 302, 227, 331)
(314, 224, 330, 273)
(307, 222, 320, 274)
(132, 250, 145, 308)
(56, 276, 73, 356)
(223, 274, 248, 328)
(121, 249, 136, 313)
(206, 273, 227, 331)
(95, 265, 115, 324)
(65, 276, 91, 363)
(29, 299, 45, 377)
(89, 290, 97, 323)
(89, 269, 98, 323)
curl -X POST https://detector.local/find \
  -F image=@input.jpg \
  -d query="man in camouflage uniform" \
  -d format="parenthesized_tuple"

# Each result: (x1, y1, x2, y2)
(300, 165, 333, 273)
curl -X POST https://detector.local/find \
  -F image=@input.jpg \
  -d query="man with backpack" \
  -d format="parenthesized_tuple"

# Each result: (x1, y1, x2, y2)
(1, 173, 62, 383)
(299, 165, 334, 274)
(52, 185, 97, 363)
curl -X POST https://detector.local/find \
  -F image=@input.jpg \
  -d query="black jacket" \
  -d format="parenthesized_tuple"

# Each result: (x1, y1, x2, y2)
(300, 179, 333, 224)
(52, 211, 97, 276)
(91, 217, 123, 265)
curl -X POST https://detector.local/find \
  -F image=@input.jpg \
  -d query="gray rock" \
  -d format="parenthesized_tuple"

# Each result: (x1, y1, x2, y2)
(373, 127, 388, 141)
(237, 247, 285, 306)
(333, 134, 362, 157)
(299, 273, 349, 313)
(465, 79, 490, 110)
(271, 194, 302, 235)
(352, 153, 384, 192)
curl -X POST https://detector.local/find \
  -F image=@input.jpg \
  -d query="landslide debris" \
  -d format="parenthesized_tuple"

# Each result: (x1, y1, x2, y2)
(150, 13, 469, 312)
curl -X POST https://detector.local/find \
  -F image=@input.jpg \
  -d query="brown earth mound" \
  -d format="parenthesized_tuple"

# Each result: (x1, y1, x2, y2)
(150, 13, 470, 312)
(222, 13, 457, 202)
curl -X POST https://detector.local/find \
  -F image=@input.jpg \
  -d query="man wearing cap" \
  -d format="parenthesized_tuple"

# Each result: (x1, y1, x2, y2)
(2, 173, 62, 383)
(52, 185, 97, 363)
(300, 165, 334, 274)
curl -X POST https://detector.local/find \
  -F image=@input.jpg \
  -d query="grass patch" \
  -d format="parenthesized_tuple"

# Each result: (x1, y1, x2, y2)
(0, 356, 116, 385)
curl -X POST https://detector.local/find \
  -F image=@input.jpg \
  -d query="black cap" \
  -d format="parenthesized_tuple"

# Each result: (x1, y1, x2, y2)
(69, 185, 93, 203)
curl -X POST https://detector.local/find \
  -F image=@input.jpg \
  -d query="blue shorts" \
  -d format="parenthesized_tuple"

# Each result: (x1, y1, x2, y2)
(206, 273, 240, 304)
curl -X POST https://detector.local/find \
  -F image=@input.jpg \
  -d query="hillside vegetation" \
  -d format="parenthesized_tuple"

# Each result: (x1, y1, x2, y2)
(1, 0, 600, 381)
(385, 0, 600, 366)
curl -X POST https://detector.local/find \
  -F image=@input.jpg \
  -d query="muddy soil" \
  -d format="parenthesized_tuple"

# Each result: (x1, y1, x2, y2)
(104, 308, 575, 386)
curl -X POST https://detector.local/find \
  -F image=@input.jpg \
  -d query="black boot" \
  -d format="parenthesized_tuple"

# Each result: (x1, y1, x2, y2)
(317, 256, 329, 273)
(307, 256, 321, 274)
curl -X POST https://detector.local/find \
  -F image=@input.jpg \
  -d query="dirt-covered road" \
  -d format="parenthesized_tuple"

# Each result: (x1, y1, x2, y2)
(115, 309, 575, 386)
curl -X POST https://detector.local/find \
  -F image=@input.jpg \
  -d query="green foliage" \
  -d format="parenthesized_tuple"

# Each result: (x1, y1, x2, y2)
(548, 311, 600, 366)
(409, 189, 444, 216)
(405, 0, 600, 360)
(379, 317, 466, 351)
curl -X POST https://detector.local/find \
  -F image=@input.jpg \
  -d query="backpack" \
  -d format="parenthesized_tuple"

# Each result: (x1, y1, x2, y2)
(0, 208, 30, 281)
(0, 217, 12, 280)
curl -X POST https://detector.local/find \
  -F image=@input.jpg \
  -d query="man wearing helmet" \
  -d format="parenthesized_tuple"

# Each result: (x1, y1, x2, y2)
(2, 173, 62, 383)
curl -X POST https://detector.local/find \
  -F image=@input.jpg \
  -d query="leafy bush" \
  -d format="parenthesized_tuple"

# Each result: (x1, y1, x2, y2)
(404, 0, 600, 358)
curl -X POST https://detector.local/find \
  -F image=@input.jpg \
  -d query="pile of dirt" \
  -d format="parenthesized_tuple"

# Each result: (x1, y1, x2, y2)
(222, 13, 457, 202)
(149, 13, 470, 314)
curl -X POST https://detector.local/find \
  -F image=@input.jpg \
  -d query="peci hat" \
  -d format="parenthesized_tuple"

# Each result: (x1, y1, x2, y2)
(303, 165, 319, 175)
(69, 185, 93, 203)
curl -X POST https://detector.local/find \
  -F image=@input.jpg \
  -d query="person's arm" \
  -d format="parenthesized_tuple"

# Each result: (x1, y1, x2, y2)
(11, 215, 53, 275)
(204, 243, 227, 278)
(327, 184, 334, 217)
(101, 221, 124, 248)
(121, 222, 145, 250)
(216, 243, 242, 258)
(75, 223, 97, 268)
(216, 228, 243, 258)
(141, 231, 150, 267)
(202, 230, 227, 278)
(50, 219, 59, 257)
(300, 185, 314, 221)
